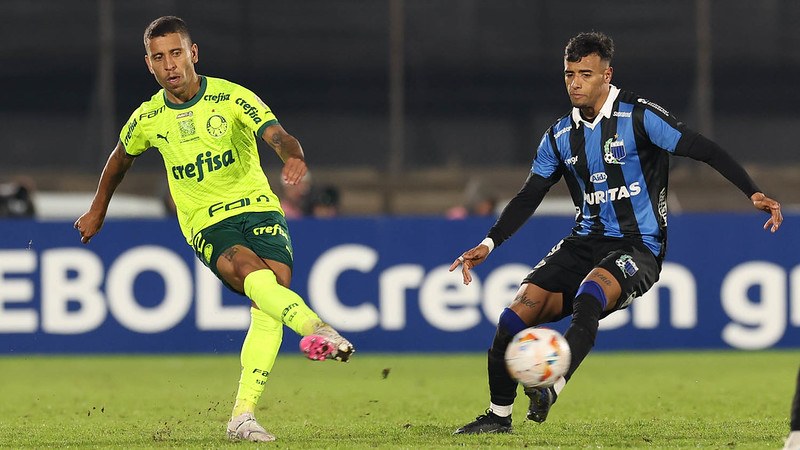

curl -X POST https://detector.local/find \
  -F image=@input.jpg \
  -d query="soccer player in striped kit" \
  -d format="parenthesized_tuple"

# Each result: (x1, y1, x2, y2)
(451, 31, 783, 434)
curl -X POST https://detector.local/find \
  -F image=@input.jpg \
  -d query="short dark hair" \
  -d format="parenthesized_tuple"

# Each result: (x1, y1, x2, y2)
(143, 16, 192, 47)
(564, 32, 614, 63)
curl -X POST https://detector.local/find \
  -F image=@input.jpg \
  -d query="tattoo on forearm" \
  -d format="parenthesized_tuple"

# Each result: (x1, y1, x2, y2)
(515, 292, 539, 309)
(270, 133, 282, 150)
(221, 246, 239, 262)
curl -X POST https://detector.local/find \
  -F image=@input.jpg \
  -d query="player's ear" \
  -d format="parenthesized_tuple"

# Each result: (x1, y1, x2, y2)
(144, 55, 154, 75)
(605, 66, 613, 83)
(190, 43, 199, 64)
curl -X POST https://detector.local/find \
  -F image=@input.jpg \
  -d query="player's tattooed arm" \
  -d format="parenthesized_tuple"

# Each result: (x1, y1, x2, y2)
(262, 123, 307, 185)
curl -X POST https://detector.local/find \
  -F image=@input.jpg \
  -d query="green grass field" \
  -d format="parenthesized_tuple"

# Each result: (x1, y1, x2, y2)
(0, 351, 796, 449)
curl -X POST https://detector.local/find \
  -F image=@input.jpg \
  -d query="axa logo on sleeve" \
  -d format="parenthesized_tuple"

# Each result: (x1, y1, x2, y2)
(584, 182, 641, 204)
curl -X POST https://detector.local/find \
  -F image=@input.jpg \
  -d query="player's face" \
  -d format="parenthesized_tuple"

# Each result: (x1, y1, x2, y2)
(564, 53, 612, 113)
(145, 32, 199, 102)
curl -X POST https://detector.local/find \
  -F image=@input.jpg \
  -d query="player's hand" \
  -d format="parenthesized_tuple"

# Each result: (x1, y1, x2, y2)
(281, 157, 307, 185)
(751, 192, 783, 233)
(74, 210, 105, 244)
(449, 244, 491, 285)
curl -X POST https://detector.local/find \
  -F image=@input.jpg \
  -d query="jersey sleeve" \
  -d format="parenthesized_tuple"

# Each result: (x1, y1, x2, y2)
(231, 84, 279, 138)
(531, 131, 561, 178)
(119, 106, 151, 156)
(640, 100, 699, 154)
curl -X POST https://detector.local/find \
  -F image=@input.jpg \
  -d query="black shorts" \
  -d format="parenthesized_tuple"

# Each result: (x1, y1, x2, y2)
(523, 234, 662, 320)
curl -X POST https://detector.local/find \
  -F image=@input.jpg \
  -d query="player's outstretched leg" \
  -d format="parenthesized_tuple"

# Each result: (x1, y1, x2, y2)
(454, 308, 526, 434)
(300, 322, 354, 362)
(242, 269, 355, 362)
(227, 412, 276, 442)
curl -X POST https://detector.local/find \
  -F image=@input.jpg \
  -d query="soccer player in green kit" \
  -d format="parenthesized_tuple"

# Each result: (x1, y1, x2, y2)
(74, 16, 354, 443)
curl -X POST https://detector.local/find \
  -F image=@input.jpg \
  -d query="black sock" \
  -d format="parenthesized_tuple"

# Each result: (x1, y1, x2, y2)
(488, 327, 517, 407)
(563, 292, 603, 381)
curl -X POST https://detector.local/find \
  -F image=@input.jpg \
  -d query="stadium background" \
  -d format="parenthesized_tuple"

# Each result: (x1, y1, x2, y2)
(1, 0, 799, 354)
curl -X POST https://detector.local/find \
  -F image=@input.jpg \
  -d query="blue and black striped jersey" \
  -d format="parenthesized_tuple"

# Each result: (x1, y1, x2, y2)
(532, 86, 695, 257)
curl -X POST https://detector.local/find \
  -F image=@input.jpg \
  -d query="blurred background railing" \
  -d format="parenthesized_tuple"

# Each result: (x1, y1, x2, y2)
(2, 0, 799, 218)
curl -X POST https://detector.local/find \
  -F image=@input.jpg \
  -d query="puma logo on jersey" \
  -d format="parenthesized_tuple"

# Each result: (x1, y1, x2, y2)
(157, 132, 169, 144)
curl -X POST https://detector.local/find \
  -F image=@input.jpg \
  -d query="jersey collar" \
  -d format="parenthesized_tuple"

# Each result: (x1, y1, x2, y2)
(571, 85, 619, 130)
(163, 75, 207, 110)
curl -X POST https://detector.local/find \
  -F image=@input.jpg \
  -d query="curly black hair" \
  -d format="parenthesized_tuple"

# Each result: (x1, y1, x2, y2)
(564, 32, 614, 63)
(143, 16, 192, 47)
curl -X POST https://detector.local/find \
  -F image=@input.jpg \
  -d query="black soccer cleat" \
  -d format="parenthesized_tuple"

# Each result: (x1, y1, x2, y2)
(453, 409, 512, 435)
(525, 386, 556, 423)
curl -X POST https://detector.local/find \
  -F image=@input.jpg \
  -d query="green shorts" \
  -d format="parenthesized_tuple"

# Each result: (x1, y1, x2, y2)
(191, 211, 294, 283)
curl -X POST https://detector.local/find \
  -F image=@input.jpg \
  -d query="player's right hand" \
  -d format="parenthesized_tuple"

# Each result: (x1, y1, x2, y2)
(449, 244, 491, 285)
(74, 210, 105, 244)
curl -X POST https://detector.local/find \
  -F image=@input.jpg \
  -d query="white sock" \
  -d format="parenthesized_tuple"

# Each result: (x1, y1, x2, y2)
(553, 376, 566, 396)
(489, 403, 512, 417)
(785, 431, 800, 450)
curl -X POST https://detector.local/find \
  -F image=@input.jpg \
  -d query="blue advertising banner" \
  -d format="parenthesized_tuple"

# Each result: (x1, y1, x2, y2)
(0, 214, 797, 353)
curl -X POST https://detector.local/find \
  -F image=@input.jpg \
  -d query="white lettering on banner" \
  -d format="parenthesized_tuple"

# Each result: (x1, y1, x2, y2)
(721, 262, 786, 349)
(106, 246, 192, 333)
(0, 250, 37, 332)
(600, 263, 698, 330)
(481, 264, 532, 323)
(195, 259, 250, 330)
(41, 248, 106, 334)
(792, 266, 800, 327)
(420, 266, 481, 331)
(308, 244, 379, 331)
(379, 264, 424, 330)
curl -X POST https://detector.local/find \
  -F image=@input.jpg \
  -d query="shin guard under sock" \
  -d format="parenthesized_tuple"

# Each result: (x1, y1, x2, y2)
(563, 282, 605, 381)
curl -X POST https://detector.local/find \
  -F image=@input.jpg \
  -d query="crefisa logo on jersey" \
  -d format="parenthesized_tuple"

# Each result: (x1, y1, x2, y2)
(206, 115, 228, 138)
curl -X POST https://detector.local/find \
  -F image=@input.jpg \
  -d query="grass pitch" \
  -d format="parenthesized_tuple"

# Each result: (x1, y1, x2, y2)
(0, 350, 795, 449)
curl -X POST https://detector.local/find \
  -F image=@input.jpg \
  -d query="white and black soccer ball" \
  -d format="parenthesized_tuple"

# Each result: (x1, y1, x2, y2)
(505, 327, 571, 388)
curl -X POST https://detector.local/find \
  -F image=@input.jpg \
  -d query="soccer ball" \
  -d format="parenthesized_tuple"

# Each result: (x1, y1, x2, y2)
(505, 327, 571, 388)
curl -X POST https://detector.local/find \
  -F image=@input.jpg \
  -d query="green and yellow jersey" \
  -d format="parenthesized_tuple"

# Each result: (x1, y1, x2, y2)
(120, 75, 285, 244)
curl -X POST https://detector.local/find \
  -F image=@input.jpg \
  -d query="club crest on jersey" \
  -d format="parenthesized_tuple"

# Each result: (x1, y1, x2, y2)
(603, 136, 626, 165)
(615, 254, 639, 278)
(206, 115, 228, 138)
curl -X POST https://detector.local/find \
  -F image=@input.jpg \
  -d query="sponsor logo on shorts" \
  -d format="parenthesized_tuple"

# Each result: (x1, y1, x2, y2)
(616, 254, 639, 278)
(253, 224, 288, 240)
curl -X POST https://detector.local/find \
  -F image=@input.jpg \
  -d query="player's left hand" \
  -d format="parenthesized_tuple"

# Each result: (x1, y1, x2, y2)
(282, 157, 307, 185)
(751, 192, 783, 233)
(449, 244, 491, 285)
